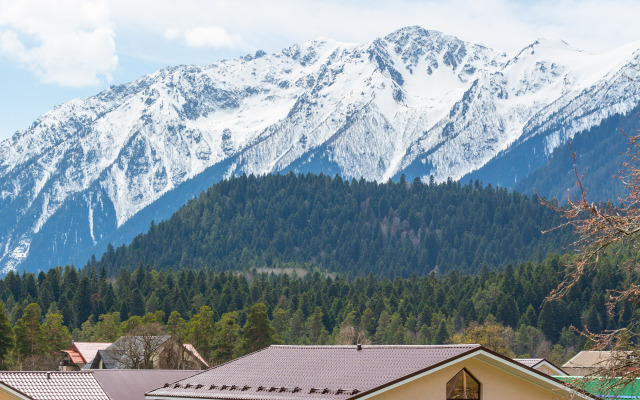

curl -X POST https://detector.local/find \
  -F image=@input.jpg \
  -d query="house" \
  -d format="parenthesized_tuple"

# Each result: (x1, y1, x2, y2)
(562, 351, 638, 376)
(513, 358, 567, 376)
(145, 344, 595, 400)
(0, 370, 197, 400)
(90, 336, 208, 370)
(56, 341, 112, 371)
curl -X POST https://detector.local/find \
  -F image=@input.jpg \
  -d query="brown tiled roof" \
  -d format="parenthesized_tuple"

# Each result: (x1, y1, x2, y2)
(72, 342, 112, 364)
(514, 358, 544, 368)
(0, 371, 109, 400)
(146, 344, 480, 400)
(92, 370, 198, 400)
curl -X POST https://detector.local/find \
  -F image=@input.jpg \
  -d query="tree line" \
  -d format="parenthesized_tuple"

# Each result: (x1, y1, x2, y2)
(0, 253, 636, 368)
(93, 173, 573, 277)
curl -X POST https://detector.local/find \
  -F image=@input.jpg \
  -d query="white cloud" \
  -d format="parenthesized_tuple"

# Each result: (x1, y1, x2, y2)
(0, 0, 117, 87)
(164, 26, 234, 48)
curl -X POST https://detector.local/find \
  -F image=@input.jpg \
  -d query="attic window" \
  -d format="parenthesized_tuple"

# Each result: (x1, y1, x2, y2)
(446, 369, 480, 400)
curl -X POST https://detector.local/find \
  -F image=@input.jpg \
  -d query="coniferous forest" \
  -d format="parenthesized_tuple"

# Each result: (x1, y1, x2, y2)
(0, 173, 632, 370)
(0, 252, 636, 369)
(96, 173, 573, 277)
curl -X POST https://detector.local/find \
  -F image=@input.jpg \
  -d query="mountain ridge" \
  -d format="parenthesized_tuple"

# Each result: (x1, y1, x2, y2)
(1, 26, 639, 273)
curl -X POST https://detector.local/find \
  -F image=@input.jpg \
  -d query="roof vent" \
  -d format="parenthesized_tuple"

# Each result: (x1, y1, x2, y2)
(209, 385, 217, 390)
(356, 344, 362, 351)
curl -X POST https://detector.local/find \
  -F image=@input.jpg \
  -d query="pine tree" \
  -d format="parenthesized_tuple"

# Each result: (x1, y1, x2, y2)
(73, 277, 92, 328)
(41, 313, 72, 353)
(186, 306, 215, 361)
(213, 311, 241, 363)
(0, 302, 13, 369)
(237, 303, 277, 355)
(14, 303, 43, 360)
(433, 320, 450, 344)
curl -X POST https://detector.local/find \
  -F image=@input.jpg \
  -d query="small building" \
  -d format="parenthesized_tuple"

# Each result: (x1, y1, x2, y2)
(514, 358, 567, 376)
(562, 351, 637, 376)
(56, 341, 112, 371)
(146, 344, 595, 400)
(90, 336, 208, 370)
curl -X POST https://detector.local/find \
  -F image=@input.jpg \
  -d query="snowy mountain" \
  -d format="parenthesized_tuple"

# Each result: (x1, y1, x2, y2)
(1, 26, 640, 273)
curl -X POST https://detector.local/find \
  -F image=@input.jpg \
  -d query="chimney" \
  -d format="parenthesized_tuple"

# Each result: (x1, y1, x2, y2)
(47, 372, 51, 380)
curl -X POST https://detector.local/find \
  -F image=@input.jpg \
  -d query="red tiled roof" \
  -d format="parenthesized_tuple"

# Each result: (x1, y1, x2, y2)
(72, 342, 112, 364)
(0, 371, 109, 400)
(146, 344, 480, 400)
(59, 350, 85, 365)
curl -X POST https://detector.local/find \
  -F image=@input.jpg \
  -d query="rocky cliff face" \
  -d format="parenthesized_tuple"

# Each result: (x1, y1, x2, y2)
(1, 26, 639, 273)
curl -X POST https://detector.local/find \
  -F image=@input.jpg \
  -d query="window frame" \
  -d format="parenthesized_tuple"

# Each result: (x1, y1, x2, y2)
(445, 367, 481, 400)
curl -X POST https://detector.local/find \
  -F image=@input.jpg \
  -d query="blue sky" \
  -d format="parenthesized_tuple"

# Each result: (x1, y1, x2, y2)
(1, 0, 639, 141)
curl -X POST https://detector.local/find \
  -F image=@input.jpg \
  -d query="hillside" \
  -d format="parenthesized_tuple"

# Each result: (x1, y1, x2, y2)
(94, 173, 572, 277)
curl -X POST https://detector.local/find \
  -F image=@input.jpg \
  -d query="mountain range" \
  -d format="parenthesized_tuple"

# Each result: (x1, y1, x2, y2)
(1, 26, 639, 273)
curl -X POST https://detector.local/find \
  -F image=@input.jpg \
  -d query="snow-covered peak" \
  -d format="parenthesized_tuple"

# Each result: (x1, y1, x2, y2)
(1, 26, 640, 273)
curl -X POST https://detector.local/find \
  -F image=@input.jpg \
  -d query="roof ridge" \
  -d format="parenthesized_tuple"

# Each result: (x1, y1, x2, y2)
(0, 371, 95, 374)
(270, 344, 480, 349)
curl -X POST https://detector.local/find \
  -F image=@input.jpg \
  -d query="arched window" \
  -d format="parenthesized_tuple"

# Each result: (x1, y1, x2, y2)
(446, 368, 480, 399)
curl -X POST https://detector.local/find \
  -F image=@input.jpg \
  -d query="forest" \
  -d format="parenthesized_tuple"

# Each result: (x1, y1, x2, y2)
(0, 252, 635, 369)
(94, 173, 574, 277)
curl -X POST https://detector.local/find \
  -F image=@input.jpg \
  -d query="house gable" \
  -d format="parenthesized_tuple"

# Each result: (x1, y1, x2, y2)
(354, 350, 590, 400)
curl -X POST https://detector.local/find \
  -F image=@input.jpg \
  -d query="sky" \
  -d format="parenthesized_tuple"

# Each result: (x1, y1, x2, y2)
(0, 0, 639, 142)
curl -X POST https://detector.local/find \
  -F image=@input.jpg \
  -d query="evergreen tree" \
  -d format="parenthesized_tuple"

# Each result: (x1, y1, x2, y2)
(186, 306, 215, 362)
(41, 313, 72, 353)
(237, 303, 277, 355)
(73, 277, 92, 328)
(496, 293, 519, 328)
(0, 303, 13, 369)
(14, 303, 43, 360)
(213, 311, 241, 363)
(433, 320, 450, 344)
